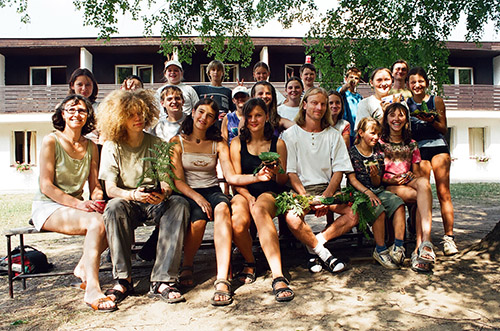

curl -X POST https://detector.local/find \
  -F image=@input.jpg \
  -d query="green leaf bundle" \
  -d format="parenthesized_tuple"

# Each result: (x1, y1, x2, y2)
(137, 141, 180, 193)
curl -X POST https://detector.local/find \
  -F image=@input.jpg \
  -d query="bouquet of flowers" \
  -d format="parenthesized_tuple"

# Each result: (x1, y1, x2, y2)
(275, 186, 376, 238)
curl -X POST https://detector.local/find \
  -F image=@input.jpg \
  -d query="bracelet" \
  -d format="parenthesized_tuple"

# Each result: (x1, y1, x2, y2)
(362, 188, 369, 194)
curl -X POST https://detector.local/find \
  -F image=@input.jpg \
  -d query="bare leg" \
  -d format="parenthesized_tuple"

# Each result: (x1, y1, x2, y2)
(250, 193, 285, 280)
(431, 154, 455, 236)
(213, 203, 232, 303)
(180, 219, 207, 285)
(230, 194, 255, 277)
(42, 207, 114, 309)
(392, 205, 406, 241)
(285, 212, 318, 249)
(408, 177, 433, 243)
(371, 212, 386, 247)
(321, 204, 358, 241)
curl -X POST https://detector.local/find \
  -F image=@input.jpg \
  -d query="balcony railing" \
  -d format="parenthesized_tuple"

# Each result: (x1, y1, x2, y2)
(1, 83, 500, 113)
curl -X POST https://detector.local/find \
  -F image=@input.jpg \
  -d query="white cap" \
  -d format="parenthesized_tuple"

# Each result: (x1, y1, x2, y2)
(164, 60, 183, 71)
(232, 86, 249, 98)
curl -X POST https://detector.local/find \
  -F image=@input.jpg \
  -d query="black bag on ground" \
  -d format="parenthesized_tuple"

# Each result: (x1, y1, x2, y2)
(0, 245, 53, 276)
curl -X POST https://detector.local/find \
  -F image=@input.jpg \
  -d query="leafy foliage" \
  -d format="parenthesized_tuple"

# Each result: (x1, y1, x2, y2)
(2, 0, 498, 89)
(253, 151, 285, 175)
(137, 141, 179, 193)
(275, 186, 376, 238)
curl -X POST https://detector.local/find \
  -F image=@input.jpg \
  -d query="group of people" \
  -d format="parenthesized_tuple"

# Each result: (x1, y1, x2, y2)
(31, 58, 457, 312)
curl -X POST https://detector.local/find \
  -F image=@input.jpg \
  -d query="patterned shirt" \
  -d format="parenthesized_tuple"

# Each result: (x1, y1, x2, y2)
(348, 144, 385, 190)
(379, 138, 421, 181)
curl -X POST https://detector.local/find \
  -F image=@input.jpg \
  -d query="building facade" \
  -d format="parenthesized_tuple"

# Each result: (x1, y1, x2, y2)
(0, 37, 499, 192)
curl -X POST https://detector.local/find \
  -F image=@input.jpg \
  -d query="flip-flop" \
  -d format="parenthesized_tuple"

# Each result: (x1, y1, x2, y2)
(87, 296, 118, 312)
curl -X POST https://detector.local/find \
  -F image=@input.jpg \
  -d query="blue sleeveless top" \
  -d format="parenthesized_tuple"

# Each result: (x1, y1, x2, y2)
(407, 96, 446, 148)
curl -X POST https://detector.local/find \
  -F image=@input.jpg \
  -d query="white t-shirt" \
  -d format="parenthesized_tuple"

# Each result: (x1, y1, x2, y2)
(355, 95, 383, 130)
(281, 125, 353, 187)
(278, 104, 300, 122)
(157, 83, 200, 116)
(149, 113, 186, 142)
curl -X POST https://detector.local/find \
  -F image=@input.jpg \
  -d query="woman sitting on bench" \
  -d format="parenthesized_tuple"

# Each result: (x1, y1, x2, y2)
(31, 95, 116, 312)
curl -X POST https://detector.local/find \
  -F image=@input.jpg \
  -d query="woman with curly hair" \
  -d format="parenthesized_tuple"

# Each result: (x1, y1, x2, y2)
(171, 98, 273, 306)
(98, 89, 191, 305)
(31, 94, 115, 311)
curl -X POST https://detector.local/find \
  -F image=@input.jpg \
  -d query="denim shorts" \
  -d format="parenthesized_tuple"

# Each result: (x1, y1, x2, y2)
(181, 186, 231, 222)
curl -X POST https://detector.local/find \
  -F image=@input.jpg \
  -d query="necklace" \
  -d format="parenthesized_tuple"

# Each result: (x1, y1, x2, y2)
(60, 132, 82, 152)
(196, 138, 201, 144)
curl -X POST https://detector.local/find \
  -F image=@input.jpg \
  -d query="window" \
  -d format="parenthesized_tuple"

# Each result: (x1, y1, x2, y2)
(200, 64, 239, 82)
(448, 67, 473, 85)
(30, 66, 66, 86)
(12, 131, 36, 165)
(468, 127, 485, 156)
(115, 65, 153, 84)
(285, 64, 303, 80)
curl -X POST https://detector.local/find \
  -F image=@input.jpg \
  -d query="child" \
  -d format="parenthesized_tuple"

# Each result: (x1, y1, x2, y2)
(379, 103, 435, 272)
(347, 117, 406, 268)
(277, 76, 303, 122)
(329, 90, 351, 148)
(221, 86, 249, 145)
(252, 61, 286, 105)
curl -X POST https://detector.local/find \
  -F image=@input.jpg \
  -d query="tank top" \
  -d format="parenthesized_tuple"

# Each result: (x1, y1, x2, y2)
(226, 111, 240, 145)
(180, 136, 219, 189)
(36, 133, 93, 202)
(240, 136, 284, 197)
(407, 96, 446, 148)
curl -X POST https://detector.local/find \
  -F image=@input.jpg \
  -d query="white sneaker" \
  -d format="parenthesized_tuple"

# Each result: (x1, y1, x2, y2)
(442, 235, 459, 256)
(388, 244, 406, 265)
(373, 249, 399, 269)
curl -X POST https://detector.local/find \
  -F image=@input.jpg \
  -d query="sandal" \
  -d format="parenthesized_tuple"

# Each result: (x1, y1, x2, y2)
(272, 277, 294, 302)
(149, 282, 186, 304)
(411, 252, 431, 273)
(210, 279, 233, 306)
(87, 296, 118, 312)
(236, 261, 256, 284)
(70, 281, 86, 290)
(104, 279, 134, 303)
(417, 241, 436, 263)
(178, 265, 194, 288)
(307, 256, 323, 273)
(323, 255, 346, 273)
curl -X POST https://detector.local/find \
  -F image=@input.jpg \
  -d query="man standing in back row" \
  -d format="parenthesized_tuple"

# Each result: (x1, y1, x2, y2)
(338, 67, 363, 145)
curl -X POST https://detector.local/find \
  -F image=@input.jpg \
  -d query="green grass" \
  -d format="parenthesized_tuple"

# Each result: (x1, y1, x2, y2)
(432, 183, 500, 206)
(0, 193, 34, 231)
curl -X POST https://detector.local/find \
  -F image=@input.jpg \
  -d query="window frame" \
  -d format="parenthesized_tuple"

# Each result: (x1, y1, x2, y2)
(11, 130, 37, 166)
(448, 67, 474, 85)
(29, 66, 67, 86)
(468, 127, 486, 157)
(115, 64, 154, 84)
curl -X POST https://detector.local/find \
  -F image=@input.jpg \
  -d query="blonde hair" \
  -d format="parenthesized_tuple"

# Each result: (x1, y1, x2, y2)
(295, 87, 333, 129)
(97, 89, 159, 143)
(354, 117, 381, 145)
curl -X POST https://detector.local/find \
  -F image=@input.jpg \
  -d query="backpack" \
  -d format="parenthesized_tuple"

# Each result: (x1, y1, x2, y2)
(0, 245, 53, 276)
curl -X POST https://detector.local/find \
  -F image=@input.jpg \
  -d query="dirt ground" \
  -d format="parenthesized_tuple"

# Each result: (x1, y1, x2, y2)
(1, 201, 499, 331)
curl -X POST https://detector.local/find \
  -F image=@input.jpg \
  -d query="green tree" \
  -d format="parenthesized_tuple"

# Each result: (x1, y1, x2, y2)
(1, 0, 498, 87)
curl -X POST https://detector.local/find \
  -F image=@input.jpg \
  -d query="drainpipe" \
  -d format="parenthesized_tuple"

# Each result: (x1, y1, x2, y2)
(0, 53, 5, 86)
